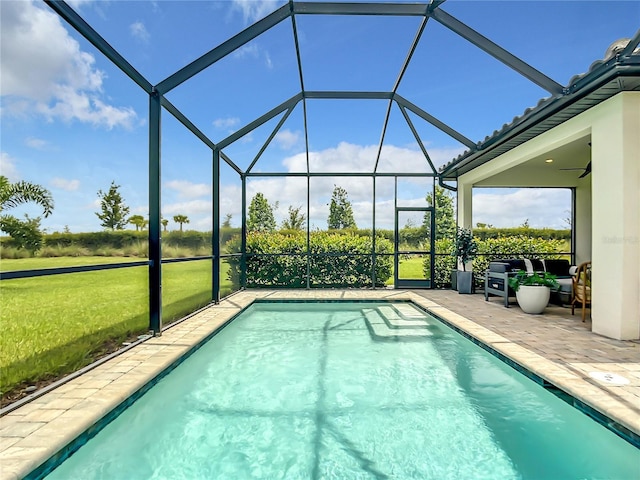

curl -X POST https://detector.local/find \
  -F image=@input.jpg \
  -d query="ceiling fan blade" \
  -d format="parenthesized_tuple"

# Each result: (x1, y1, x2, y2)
(578, 161, 592, 178)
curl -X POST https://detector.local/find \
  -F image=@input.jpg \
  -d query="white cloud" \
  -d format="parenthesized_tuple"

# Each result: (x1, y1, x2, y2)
(65, 0, 92, 8)
(231, 0, 281, 23)
(0, 1, 137, 129)
(163, 199, 212, 216)
(24, 137, 50, 150)
(213, 117, 241, 129)
(274, 129, 301, 150)
(233, 43, 273, 69)
(281, 141, 449, 176)
(283, 142, 375, 173)
(130, 21, 150, 43)
(50, 177, 80, 191)
(0, 152, 19, 181)
(165, 180, 212, 199)
(473, 188, 571, 229)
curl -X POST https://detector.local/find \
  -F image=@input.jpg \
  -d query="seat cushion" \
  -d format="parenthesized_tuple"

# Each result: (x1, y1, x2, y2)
(493, 259, 526, 272)
(544, 259, 571, 277)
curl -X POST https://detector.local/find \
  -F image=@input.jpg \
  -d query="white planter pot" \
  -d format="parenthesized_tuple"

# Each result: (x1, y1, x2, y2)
(515, 285, 551, 314)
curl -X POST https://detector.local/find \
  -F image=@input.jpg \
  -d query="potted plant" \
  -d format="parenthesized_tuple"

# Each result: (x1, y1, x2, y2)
(453, 227, 478, 294)
(508, 270, 560, 314)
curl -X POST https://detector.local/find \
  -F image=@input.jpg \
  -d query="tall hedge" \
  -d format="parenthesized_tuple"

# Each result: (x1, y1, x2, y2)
(473, 227, 570, 241)
(25, 229, 244, 252)
(423, 235, 567, 288)
(226, 231, 393, 288)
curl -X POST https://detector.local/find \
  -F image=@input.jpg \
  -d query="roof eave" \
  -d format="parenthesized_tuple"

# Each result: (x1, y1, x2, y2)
(439, 59, 640, 180)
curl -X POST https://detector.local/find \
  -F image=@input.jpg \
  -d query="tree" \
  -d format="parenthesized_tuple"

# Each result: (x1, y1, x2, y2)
(0, 175, 54, 252)
(426, 186, 456, 241)
(222, 213, 232, 228)
(161, 218, 168, 232)
(96, 181, 130, 230)
(328, 185, 356, 229)
(128, 215, 146, 231)
(247, 192, 276, 232)
(173, 214, 189, 232)
(281, 205, 306, 230)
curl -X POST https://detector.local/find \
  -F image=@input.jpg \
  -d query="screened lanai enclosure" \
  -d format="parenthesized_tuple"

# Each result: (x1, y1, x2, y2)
(4, 1, 639, 337)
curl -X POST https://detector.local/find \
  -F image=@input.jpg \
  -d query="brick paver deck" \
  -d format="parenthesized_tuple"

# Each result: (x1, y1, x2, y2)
(1, 289, 638, 479)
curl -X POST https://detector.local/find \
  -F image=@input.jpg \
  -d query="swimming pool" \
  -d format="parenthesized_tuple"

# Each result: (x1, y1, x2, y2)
(45, 301, 639, 479)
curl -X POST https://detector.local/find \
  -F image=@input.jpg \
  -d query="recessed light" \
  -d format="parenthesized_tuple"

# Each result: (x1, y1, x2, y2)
(545, 158, 553, 163)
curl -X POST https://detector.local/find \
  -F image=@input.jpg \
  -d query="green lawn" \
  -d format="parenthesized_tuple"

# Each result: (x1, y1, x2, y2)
(385, 256, 426, 285)
(0, 256, 144, 272)
(0, 257, 233, 395)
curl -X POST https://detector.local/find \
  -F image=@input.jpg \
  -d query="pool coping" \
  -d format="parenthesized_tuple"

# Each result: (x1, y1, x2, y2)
(0, 290, 638, 479)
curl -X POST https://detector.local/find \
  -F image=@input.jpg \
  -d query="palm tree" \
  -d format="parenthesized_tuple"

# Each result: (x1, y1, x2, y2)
(161, 218, 168, 232)
(128, 215, 146, 231)
(173, 214, 189, 232)
(0, 176, 54, 252)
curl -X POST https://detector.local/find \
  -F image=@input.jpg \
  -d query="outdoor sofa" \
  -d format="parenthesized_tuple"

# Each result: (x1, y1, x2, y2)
(484, 258, 573, 308)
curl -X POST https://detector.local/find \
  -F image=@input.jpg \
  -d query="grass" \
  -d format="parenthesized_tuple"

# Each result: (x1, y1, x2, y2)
(0, 256, 143, 272)
(385, 256, 426, 285)
(0, 257, 233, 397)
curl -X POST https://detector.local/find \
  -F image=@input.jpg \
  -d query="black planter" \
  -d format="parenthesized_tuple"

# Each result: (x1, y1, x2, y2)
(451, 269, 458, 291)
(457, 271, 473, 294)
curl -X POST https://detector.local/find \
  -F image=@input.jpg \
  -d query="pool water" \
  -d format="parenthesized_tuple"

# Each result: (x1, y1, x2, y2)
(46, 302, 639, 479)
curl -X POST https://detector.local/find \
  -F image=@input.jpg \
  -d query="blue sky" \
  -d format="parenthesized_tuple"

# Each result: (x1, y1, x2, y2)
(1, 0, 638, 232)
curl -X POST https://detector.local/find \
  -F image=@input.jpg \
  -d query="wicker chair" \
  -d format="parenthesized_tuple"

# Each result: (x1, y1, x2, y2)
(571, 261, 591, 321)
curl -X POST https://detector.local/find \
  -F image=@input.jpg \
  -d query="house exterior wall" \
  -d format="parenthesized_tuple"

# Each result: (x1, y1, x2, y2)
(457, 91, 639, 340)
(590, 92, 640, 340)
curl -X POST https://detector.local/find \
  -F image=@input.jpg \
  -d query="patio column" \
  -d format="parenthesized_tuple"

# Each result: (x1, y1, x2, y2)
(590, 92, 640, 340)
(574, 183, 591, 265)
(457, 182, 473, 270)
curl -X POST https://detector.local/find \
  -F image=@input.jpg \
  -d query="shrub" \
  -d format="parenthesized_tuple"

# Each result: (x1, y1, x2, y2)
(39, 245, 91, 258)
(0, 245, 33, 259)
(422, 235, 566, 289)
(472, 235, 566, 277)
(227, 231, 393, 288)
(473, 227, 570, 241)
(423, 238, 456, 288)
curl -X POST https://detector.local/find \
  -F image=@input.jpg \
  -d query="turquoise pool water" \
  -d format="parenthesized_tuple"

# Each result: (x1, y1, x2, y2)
(46, 301, 639, 479)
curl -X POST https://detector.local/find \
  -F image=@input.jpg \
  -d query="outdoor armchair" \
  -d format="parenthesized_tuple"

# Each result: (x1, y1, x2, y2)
(571, 261, 591, 321)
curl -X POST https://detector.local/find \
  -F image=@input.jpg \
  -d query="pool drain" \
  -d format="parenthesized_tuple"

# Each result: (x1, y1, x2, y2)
(588, 371, 630, 385)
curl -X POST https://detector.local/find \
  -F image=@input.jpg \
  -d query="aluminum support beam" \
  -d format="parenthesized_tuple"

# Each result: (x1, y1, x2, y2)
(292, 2, 428, 16)
(148, 91, 162, 335)
(45, 1, 152, 93)
(373, 100, 393, 173)
(247, 106, 296, 174)
(216, 94, 303, 151)
(160, 98, 243, 174)
(398, 104, 437, 173)
(160, 98, 215, 150)
(245, 171, 435, 177)
(431, 9, 564, 96)
(394, 95, 476, 149)
(393, 16, 429, 92)
(304, 91, 394, 100)
(156, 4, 291, 94)
(212, 149, 221, 303)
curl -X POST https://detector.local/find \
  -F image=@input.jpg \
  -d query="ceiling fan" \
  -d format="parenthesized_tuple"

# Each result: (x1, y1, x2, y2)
(559, 141, 591, 178)
(560, 161, 591, 178)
